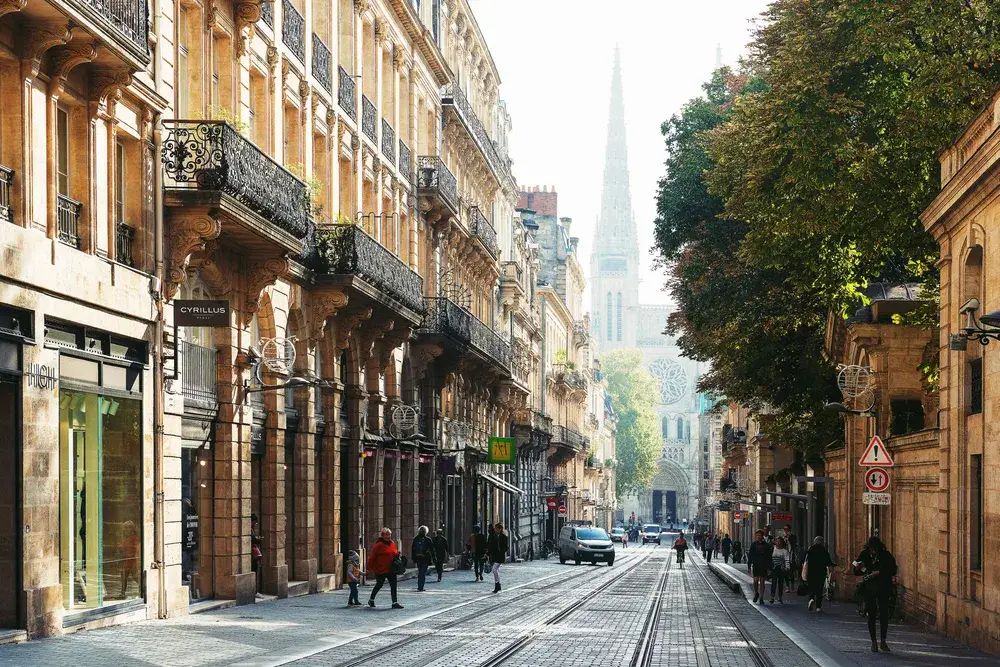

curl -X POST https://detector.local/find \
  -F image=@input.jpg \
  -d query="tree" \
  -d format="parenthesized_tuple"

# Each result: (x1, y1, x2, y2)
(602, 349, 661, 497)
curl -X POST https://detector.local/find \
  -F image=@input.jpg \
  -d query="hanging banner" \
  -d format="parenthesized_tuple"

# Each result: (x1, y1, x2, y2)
(487, 436, 516, 465)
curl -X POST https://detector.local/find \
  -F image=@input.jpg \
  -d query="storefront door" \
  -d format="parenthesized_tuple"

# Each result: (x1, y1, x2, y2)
(0, 374, 21, 627)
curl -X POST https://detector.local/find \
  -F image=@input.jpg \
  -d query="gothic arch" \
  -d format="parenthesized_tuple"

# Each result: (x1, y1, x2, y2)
(649, 458, 693, 524)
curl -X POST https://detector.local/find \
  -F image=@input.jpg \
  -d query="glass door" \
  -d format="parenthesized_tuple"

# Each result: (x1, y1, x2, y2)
(0, 376, 21, 627)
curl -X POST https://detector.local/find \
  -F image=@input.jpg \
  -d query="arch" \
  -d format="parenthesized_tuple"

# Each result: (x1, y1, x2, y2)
(675, 416, 685, 442)
(661, 416, 668, 438)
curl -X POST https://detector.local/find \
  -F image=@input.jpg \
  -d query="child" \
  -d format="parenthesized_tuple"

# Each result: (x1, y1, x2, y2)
(346, 550, 363, 607)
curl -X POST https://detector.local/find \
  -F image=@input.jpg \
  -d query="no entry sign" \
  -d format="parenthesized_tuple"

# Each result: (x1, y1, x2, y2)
(865, 467, 890, 493)
(558, 505, 568, 517)
(546, 497, 557, 510)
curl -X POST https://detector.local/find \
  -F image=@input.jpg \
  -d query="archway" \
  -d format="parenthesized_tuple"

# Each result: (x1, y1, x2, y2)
(637, 459, 692, 529)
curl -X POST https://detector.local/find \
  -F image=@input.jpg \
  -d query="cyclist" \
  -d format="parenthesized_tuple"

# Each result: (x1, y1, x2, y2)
(853, 536, 898, 653)
(672, 532, 688, 567)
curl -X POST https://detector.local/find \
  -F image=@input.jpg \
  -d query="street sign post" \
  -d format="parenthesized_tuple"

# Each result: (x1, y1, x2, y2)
(558, 505, 568, 517)
(863, 492, 891, 506)
(859, 435, 895, 467)
(546, 497, 557, 510)
(865, 467, 890, 493)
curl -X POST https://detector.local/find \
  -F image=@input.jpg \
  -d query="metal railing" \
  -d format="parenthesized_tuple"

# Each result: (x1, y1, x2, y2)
(361, 95, 377, 144)
(441, 83, 507, 181)
(73, 0, 149, 60)
(57, 194, 82, 248)
(416, 156, 458, 213)
(312, 33, 332, 92)
(470, 206, 498, 258)
(381, 119, 395, 164)
(317, 224, 424, 314)
(420, 297, 510, 369)
(338, 66, 356, 121)
(282, 0, 305, 63)
(0, 166, 12, 224)
(551, 424, 586, 450)
(398, 140, 412, 183)
(115, 221, 135, 267)
(181, 340, 217, 404)
(260, 0, 273, 26)
(161, 120, 311, 239)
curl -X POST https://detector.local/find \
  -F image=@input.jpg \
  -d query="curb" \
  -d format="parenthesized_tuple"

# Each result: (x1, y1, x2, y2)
(709, 562, 744, 596)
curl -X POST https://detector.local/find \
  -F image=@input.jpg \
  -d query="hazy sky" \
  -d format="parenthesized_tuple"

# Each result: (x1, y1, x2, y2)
(469, 0, 772, 306)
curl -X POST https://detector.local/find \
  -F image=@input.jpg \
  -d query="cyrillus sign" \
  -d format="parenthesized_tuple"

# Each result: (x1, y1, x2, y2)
(175, 300, 231, 327)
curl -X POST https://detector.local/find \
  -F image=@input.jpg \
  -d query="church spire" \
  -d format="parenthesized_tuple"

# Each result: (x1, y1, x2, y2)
(596, 45, 637, 252)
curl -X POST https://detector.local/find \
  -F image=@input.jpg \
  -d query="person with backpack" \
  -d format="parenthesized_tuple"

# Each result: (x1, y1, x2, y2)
(672, 532, 688, 568)
(367, 527, 403, 609)
(488, 522, 508, 593)
(467, 524, 488, 582)
(411, 525, 434, 592)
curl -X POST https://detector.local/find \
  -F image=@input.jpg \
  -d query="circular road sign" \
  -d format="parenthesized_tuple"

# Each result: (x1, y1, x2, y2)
(558, 505, 568, 517)
(865, 467, 890, 493)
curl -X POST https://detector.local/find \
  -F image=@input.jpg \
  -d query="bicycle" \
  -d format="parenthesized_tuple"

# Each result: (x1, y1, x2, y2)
(855, 576, 899, 620)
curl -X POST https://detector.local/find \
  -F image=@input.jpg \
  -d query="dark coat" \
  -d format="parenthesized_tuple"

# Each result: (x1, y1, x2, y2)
(468, 531, 487, 556)
(411, 534, 434, 564)
(432, 534, 450, 560)
(747, 540, 773, 570)
(488, 532, 508, 564)
(854, 546, 897, 595)
(804, 544, 833, 583)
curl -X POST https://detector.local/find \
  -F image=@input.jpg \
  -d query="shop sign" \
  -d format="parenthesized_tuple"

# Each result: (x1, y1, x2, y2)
(865, 467, 890, 493)
(558, 505, 567, 517)
(771, 512, 793, 522)
(546, 497, 557, 510)
(487, 436, 516, 465)
(25, 363, 57, 391)
(717, 502, 731, 512)
(250, 426, 264, 457)
(175, 300, 231, 327)
(862, 492, 891, 506)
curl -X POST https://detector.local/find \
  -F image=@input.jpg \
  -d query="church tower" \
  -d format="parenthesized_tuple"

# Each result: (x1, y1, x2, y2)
(591, 46, 640, 350)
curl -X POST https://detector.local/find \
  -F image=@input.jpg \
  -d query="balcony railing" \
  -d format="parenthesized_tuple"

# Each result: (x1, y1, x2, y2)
(317, 224, 424, 314)
(57, 194, 82, 248)
(73, 0, 150, 61)
(420, 297, 510, 370)
(312, 33, 332, 93)
(398, 141, 412, 183)
(162, 120, 311, 239)
(338, 66, 356, 121)
(470, 206, 498, 258)
(551, 424, 586, 450)
(416, 156, 458, 213)
(441, 83, 507, 181)
(381, 119, 395, 165)
(0, 166, 12, 224)
(282, 0, 305, 63)
(116, 221, 135, 267)
(181, 340, 217, 405)
(260, 0, 273, 26)
(361, 95, 377, 144)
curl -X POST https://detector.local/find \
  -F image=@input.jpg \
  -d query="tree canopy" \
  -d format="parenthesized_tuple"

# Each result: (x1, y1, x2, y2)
(601, 349, 661, 497)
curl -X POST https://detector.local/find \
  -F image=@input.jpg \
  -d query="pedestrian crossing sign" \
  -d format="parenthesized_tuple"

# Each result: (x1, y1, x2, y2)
(859, 435, 894, 467)
(488, 437, 516, 465)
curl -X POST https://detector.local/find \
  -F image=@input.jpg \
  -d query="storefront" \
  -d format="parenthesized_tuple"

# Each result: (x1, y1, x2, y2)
(0, 307, 27, 631)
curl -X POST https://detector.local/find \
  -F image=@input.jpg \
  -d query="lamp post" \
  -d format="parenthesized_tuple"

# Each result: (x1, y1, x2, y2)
(949, 298, 1000, 350)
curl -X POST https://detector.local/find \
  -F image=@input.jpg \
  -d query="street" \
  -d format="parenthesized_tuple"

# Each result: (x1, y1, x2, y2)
(2, 544, 997, 667)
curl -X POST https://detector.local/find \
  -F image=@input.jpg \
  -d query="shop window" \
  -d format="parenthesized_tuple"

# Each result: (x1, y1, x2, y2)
(616, 292, 622, 341)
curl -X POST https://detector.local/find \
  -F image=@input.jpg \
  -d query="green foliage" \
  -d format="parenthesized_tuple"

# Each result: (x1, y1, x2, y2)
(601, 349, 661, 497)
(209, 106, 249, 135)
(284, 162, 325, 219)
(554, 349, 567, 365)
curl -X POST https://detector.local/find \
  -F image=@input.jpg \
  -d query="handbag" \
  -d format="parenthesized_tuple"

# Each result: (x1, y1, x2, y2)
(393, 554, 407, 575)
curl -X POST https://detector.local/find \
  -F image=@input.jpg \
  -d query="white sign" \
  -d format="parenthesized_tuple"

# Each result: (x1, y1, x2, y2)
(863, 492, 891, 506)
(865, 467, 890, 493)
(859, 435, 894, 467)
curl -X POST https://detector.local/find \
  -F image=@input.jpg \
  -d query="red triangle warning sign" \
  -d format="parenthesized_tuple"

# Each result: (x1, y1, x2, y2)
(859, 435, 894, 467)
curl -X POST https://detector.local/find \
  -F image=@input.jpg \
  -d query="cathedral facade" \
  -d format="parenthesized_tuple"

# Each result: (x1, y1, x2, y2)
(590, 48, 703, 528)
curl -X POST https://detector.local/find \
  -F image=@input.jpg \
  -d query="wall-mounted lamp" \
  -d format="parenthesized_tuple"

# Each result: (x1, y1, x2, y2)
(950, 298, 1000, 350)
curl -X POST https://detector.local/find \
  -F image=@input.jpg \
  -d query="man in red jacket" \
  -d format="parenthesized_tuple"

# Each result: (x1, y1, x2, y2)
(367, 527, 403, 609)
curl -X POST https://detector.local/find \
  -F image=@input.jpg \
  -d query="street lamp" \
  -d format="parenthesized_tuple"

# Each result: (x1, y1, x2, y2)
(949, 298, 1000, 350)
(823, 401, 876, 417)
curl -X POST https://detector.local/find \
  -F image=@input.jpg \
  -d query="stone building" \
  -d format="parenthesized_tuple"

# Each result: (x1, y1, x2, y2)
(0, 0, 528, 638)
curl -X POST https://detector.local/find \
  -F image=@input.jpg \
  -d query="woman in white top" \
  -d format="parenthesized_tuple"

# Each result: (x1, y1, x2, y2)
(770, 536, 791, 604)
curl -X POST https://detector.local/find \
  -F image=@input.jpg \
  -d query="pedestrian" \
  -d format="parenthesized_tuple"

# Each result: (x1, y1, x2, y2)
(621, 527, 628, 549)
(467, 524, 488, 582)
(345, 550, 363, 606)
(732, 539, 743, 564)
(763, 526, 774, 545)
(250, 514, 263, 598)
(703, 532, 715, 563)
(714, 534, 721, 559)
(804, 535, 833, 613)
(672, 532, 688, 568)
(769, 536, 791, 604)
(367, 527, 403, 609)
(488, 521, 508, 593)
(853, 536, 897, 653)
(784, 524, 798, 594)
(747, 530, 772, 605)
(411, 525, 434, 592)
(721, 533, 732, 563)
(432, 528, 450, 583)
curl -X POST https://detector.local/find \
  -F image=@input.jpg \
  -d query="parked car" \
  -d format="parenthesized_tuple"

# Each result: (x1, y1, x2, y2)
(558, 525, 616, 566)
(642, 524, 662, 545)
(610, 527, 626, 543)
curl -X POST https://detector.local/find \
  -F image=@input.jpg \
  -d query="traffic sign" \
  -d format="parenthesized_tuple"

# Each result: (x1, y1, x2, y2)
(546, 497, 557, 510)
(859, 435, 894, 467)
(558, 505, 567, 517)
(865, 467, 890, 493)
(863, 492, 891, 506)
(733, 511, 742, 520)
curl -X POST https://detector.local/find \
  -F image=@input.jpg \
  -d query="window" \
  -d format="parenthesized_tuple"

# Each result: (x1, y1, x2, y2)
(661, 416, 668, 438)
(605, 292, 612, 341)
(676, 417, 684, 442)
(970, 357, 983, 415)
(972, 454, 983, 570)
(889, 399, 923, 435)
(616, 292, 622, 341)
(115, 140, 126, 223)
(211, 36, 221, 109)
(177, 7, 190, 115)
(57, 108, 69, 196)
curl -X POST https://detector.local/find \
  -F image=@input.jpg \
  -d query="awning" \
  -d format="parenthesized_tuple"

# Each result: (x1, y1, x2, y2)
(478, 471, 525, 496)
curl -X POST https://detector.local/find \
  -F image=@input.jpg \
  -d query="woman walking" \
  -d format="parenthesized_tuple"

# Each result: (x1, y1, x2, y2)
(367, 527, 403, 609)
(769, 537, 791, 604)
(488, 522, 508, 593)
(804, 536, 834, 612)
(853, 536, 897, 652)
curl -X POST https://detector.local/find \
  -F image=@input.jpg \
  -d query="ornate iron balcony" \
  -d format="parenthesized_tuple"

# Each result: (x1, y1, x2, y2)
(317, 224, 424, 314)
(362, 95, 377, 144)
(260, 0, 273, 26)
(282, 0, 305, 63)
(420, 297, 510, 370)
(116, 221, 135, 267)
(416, 156, 458, 214)
(441, 83, 508, 182)
(551, 424, 586, 450)
(57, 194, 82, 248)
(398, 140, 412, 183)
(161, 120, 311, 239)
(0, 166, 12, 224)
(312, 33, 332, 93)
(73, 0, 149, 62)
(339, 66, 356, 121)
(470, 206, 498, 259)
(381, 119, 395, 165)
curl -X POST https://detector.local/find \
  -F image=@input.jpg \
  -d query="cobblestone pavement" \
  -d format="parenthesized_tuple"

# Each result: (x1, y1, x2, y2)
(3, 543, 1000, 666)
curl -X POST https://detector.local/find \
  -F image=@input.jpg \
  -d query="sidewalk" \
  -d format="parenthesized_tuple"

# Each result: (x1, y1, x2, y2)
(705, 555, 1000, 667)
(0, 558, 571, 667)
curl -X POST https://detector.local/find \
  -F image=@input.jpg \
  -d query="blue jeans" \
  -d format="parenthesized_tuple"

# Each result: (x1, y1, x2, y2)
(417, 562, 429, 590)
(348, 581, 359, 604)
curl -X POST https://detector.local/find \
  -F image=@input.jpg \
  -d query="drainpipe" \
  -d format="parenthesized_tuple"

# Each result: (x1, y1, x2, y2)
(152, 121, 167, 620)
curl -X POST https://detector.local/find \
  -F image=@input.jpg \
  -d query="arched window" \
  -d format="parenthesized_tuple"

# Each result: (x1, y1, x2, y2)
(606, 292, 612, 341)
(676, 416, 685, 442)
(661, 416, 668, 437)
(616, 292, 622, 341)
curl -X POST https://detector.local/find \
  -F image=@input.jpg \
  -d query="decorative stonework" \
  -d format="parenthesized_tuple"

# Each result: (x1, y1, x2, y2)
(243, 256, 291, 326)
(234, 0, 261, 56)
(166, 215, 222, 299)
(0, 0, 26, 19)
(89, 69, 133, 106)
(335, 307, 374, 351)
(21, 23, 72, 79)
(309, 288, 350, 340)
(48, 42, 97, 95)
